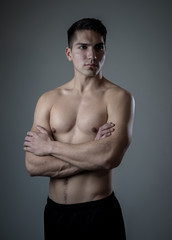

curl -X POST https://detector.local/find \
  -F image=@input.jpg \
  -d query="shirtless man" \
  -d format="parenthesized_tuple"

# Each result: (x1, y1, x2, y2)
(24, 18, 135, 239)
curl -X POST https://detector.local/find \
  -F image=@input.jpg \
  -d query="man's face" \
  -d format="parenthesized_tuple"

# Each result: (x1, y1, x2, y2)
(66, 30, 106, 77)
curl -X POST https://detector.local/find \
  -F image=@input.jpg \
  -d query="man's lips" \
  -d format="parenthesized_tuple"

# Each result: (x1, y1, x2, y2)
(85, 63, 98, 67)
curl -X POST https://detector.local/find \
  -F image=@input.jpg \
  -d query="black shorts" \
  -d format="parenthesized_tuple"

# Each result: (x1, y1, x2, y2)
(44, 192, 126, 239)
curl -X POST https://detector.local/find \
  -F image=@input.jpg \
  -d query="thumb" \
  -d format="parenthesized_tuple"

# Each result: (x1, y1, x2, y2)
(36, 125, 47, 134)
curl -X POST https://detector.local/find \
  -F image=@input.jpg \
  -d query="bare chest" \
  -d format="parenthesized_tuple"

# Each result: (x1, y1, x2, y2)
(50, 94, 107, 140)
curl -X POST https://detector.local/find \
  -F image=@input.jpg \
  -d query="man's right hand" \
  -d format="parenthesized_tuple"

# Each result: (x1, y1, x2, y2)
(95, 122, 115, 141)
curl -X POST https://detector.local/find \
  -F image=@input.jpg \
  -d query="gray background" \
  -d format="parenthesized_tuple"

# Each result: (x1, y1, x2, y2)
(1, 0, 172, 239)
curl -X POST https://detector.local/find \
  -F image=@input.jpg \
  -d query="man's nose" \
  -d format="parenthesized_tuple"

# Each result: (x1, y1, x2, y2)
(87, 48, 97, 60)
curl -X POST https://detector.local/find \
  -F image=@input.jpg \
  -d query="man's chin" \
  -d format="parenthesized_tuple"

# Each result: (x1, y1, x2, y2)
(84, 69, 100, 77)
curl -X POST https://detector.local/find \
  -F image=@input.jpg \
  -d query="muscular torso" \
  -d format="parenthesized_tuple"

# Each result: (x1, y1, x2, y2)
(48, 80, 115, 204)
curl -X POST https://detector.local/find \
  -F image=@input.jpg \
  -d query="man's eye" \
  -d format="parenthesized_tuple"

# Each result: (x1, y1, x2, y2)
(79, 45, 87, 50)
(95, 45, 104, 51)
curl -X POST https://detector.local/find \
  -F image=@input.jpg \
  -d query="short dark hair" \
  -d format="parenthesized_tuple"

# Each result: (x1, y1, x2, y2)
(67, 18, 107, 48)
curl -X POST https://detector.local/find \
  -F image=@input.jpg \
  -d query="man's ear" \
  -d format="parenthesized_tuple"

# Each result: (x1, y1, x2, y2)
(65, 47, 72, 61)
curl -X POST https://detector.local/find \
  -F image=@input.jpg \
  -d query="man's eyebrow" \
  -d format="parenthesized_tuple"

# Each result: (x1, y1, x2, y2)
(95, 42, 105, 46)
(75, 42, 90, 46)
(75, 42, 105, 46)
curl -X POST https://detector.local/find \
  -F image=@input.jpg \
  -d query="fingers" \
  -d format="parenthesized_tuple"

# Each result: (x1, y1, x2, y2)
(23, 145, 32, 152)
(27, 131, 35, 137)
(23, 139, 32, 151)
(95, 122, 115, 140)
(24, 141, 31, 147)
(24, 135, 33, 145)
(99, 122, 115, 134)
(25, 136, 32, 142)
(101, 132, 111, 139)
(24, 133, 36, 152)
(24, 132, 35, 151)
(102, 128, 115, 135)
(100, 122, 115, 130)
(23, 146, 30, 152)
(100, 129, 114, 138)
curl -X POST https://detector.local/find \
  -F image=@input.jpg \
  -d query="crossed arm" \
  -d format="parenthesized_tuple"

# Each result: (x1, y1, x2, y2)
(24, 123, 115, 178)
(24, 90, 135, 178)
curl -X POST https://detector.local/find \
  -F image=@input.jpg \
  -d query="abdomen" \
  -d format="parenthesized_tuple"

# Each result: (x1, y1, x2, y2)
(49, 170, 112, 204)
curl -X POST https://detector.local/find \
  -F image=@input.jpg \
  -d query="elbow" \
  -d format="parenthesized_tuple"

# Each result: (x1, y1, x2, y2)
(104, 139, 131, 170)
(27, 167, 36, 177)
(25, 154, 37, 176)
(103, 155, 122, 170)
(25, 161, 35, 177)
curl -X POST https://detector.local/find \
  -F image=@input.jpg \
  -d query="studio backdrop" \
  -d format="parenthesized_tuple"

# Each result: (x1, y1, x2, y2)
(1, 0, 172, 239)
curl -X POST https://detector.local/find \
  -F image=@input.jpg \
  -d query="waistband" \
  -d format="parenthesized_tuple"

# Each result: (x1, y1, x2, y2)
(47, 192, 116, 212)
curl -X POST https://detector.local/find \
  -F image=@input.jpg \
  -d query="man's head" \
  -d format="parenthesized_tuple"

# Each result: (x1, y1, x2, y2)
(67, 18, 107, 49)
(66, 18, 107, 78)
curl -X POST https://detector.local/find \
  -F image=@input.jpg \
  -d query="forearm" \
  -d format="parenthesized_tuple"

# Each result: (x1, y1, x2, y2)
(25, 152, 83, 178)
(24, 123, 116, 176)
(49, 136, 126, 171)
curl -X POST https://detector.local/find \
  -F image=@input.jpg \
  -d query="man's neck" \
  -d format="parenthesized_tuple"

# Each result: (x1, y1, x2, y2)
(72, 72, 103, 94)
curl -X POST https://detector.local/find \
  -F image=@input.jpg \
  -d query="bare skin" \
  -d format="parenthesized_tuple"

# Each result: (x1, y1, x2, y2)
(24, 30, 135, 204)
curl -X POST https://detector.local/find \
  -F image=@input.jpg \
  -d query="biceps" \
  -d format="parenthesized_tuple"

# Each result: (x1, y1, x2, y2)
(108, 115, 134, 146)
(31, 105, 52, 133)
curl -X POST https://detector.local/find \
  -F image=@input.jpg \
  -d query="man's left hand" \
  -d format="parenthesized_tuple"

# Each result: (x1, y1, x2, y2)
(24, 126, 53, 156)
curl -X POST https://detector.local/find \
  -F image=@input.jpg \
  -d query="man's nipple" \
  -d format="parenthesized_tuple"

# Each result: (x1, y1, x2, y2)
(52, 128, 56, 134)
(51, 128, 57, 140)
(92, 127, 98, 134)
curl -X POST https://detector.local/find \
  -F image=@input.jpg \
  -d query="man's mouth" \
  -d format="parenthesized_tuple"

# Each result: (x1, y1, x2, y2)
(85, 63, 98, 67)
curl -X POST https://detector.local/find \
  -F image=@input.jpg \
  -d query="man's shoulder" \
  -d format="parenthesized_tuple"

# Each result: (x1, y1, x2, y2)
(39, 80, 73, 100)
(104, 80, 135, 122)
(104, 79, 133, 103)
(38, 86, 65, 102)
